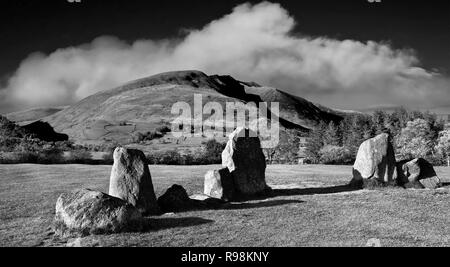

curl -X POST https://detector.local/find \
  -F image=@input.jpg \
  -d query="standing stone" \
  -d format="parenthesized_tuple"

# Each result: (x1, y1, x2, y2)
(204, 168, 235, 201)
(400, 158, 441, 189)
(109, 147, 159, 215)
(157, 185, 193, 213)
(221, 127, 269, 197)
(352, 133, 397, 186)
(54, 189, 142, 237)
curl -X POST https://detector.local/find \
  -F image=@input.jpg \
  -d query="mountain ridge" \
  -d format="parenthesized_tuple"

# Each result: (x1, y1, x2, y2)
(10, 70, 346, 150)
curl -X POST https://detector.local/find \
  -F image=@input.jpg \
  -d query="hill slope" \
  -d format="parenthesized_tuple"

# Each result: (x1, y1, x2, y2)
(43, 70, 343, 149)
(6, 107, 67, 125)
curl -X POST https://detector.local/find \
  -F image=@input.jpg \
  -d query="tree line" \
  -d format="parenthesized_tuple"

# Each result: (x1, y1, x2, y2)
(303, 108, 450, 166)
(2, 111, 450, 166)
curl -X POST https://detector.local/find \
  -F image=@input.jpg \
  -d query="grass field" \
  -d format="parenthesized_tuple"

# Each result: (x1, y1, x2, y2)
(1, 164, 450, 247)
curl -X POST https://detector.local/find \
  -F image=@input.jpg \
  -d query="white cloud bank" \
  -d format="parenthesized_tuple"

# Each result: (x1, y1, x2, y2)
(2, 1, 449, 112)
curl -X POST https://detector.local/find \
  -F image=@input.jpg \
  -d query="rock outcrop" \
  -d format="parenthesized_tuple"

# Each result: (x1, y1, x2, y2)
(54, 189, 142, 237)
(221, 127, 270, 198)
(109, 147, 159, 215)
(398, 158, 441, 189)
(204, 168, 235, 201)
(351, 133, 398, 187)
(157, 185, 194, 213)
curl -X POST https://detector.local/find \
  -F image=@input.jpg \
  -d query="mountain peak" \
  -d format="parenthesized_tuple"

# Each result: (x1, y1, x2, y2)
(36, 70, 344, 147)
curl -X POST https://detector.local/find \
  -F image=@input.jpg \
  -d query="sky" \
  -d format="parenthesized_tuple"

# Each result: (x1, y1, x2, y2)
(0, 0, 449, 113)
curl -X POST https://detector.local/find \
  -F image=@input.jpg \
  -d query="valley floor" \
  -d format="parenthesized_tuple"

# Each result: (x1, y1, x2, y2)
(0, 164, 449, 247)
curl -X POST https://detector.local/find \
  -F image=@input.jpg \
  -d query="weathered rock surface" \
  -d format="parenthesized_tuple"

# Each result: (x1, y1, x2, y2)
(54, 189, 142, 237)
(399, 158, 441, 189)
(420, 177, 442, 190)
(352, 133, 397, 187)
(221, 127, 270, 197)
(204, 168, 235, 201)
(109, 147, 159, 215)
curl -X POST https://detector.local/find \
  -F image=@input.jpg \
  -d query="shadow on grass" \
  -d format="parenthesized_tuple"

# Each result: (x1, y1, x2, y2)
(157, 198, 305, 214)
(222, 199, 304, 210)
(271, 184, 359, 197)
(143, 217, 214, 231)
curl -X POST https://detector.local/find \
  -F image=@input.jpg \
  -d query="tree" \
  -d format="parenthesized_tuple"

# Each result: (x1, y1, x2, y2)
(372, 110, 388, 135)
(323, 122, 341, 146)
(264, 129, 301, 164)
(387, 107, 409, 137)
(436, 130, 450, 167)
(203, 139, 226, 162)
(342, 114, 373, 156)
(396, 119, 434, 159)
(305, 122, 327, 164)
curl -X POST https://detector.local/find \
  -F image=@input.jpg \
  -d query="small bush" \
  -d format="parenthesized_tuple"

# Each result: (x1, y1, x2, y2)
(156, 125, 171, 134)
(203, 139, 226, 163)
(423, 155, 447, 167)
(145, 139, 225, 165)
(101, 151, 114, 165)
(37, 148, 64, 164)
(66, 150, 93, 164)
(0, 152, 38, 164)
(0, 149, 65, 164)
(133, 131, 164, 143)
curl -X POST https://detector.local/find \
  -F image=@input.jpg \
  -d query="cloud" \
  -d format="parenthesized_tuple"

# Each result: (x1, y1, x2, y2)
(1, 1, 449, 112)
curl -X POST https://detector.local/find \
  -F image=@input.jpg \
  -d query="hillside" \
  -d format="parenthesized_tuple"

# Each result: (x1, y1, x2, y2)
(6, 107, 66, 125)
(41, 70, 343, 150)
(245, 86, 343, 128)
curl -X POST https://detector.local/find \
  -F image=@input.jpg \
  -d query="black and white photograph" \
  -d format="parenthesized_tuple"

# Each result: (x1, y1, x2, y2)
(1, 0, 450, 252)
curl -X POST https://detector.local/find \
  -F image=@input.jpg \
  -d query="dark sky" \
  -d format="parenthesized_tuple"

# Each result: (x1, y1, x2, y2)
(1, 0, 449, 80)
(0, 0, 449, 114)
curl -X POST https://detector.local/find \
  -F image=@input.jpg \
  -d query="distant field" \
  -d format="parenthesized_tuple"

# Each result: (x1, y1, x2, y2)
(0, 164, 449, 247)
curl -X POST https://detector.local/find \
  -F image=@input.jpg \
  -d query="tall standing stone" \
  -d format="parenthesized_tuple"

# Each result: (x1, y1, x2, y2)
(352, 133, 397, 186)
(204, 168, 235, 201)
(221, 127, 269, 197)
(109, 147, 159, 215)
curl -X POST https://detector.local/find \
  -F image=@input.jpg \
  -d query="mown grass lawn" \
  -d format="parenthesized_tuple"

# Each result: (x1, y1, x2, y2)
(0, 164, 449, 247)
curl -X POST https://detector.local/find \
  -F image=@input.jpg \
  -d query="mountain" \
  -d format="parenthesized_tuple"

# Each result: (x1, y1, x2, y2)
(245, 86, 343, 128)
(359, 105, 450, 119)
(41, 70, 344, 150)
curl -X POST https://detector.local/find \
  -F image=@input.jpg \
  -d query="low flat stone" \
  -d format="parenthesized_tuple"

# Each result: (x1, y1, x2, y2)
(54, 189, 142, 237)
(398, 158, 441, 189)
(420, 176, 442, 189)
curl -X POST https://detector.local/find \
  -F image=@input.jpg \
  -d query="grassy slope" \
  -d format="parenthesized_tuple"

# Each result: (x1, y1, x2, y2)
(5, 107, 66, 125)
(42, 71, 344, 149)
(0, 164, 449, 247)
